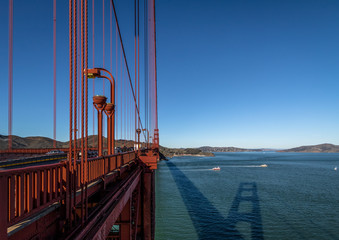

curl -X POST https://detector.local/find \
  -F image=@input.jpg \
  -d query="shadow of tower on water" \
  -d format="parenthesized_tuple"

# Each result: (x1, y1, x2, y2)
(166, 161, 264, 240)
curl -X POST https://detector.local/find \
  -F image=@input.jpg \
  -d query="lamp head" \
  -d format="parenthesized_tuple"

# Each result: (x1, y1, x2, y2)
(93, 95, 107, 110)
(86, 68, 101, 78)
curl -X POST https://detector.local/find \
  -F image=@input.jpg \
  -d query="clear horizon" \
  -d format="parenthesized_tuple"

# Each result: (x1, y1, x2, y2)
(0, 133, 337, 150)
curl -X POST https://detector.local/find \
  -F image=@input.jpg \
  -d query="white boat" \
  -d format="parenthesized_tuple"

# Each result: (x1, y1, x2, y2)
(335, 166, 337, 171)
(212, 166, 220, 171)
(260, 164, 268, 167)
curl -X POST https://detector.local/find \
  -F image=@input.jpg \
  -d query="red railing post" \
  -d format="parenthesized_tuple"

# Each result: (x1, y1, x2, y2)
(0, 175, 8, 239)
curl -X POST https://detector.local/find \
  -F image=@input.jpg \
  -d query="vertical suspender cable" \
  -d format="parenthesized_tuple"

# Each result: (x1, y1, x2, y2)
(110, 6, 112, 83)
(121, 51, 123, 140)
(134, 0, 137, 142)
(110, 1, 113, 147)
(148, 0, 152, 139)
(115, 16, 118, 141)
(102, 0, 105, 143)
(73, 0, 78, 216)
(144, 0, 148, 144)
(73, 0, 78, 169)
(85, 0, 89, 220)
(92, 0, 95, 147)
(76, 0, 81, 141)
(153, 0, 158, 131)
(77, 0, 81, 141)
(68, 0, 73, 225)
(81, 0, 86, 224)
(103, 0, 105, 94)
(137, 0, 140, 134)
(125, 59, 127, 140)
(8, 0, 13, 150)
(53, 0, 57, 148)
(80, 0, 84, 223)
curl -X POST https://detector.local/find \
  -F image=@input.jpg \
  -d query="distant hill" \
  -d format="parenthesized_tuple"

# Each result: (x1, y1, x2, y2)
(278, 143, 339, 153)
(0, 134, 138, 150)
(199, 146, 266, 152)
(159, 146, 214, 158)
(3, 135, 338, 156)
(0, 134, 213, 159)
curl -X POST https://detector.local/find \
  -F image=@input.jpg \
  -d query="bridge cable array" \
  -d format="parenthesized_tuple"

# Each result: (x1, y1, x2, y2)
(5, 0, 158, 154)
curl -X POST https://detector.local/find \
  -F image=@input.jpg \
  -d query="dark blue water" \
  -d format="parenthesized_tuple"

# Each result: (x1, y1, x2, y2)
(155, 152, 339, 240)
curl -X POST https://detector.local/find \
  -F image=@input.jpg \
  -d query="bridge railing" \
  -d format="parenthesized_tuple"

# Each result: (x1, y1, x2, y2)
(0, 151, 138, 238)
(0, 162, 67, 228)
(79, 151, 137, 187)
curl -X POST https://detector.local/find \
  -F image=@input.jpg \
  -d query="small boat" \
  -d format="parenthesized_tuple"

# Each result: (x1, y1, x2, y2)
(212, 166, 220, 171)
(260, 164, 268, 167)
(335, 166, 337, 171)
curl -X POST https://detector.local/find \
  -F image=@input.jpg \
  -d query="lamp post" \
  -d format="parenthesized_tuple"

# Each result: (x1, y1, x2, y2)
(104, 103, 115, 155)
(93, 95, 107, 156)
(86, 68, 116, 154)
(136, 128, 141, 150)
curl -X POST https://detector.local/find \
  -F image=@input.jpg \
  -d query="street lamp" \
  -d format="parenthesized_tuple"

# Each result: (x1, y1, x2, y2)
(92, 95, 107, 156)
(104, 103, 114, 155)
(136, 128, 141, 150)
(86, 68, 116, 154)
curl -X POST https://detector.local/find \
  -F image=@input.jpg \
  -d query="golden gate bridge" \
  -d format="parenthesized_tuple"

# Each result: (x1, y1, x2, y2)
(0, 0, 159, 239)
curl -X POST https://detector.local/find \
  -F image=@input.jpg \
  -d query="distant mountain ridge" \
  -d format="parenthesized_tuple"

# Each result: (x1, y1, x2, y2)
(2, 135, 339, 154)
(278, 143, 339, 153)
(0, 134, 213, 158)
(159, 146, 214, 158)
(0, 134, 137, 150)
(199, 144, 339, 153)
(199, 146, 272, 152)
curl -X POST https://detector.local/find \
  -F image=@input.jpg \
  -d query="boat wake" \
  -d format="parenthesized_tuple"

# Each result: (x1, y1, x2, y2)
(222, 165, 268, 168)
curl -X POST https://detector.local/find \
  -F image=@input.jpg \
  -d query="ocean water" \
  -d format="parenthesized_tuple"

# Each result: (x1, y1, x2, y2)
(155, 152, 339, 240)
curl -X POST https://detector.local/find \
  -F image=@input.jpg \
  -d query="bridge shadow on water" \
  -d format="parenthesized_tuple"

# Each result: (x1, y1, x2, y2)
(166, 161, 264, 240)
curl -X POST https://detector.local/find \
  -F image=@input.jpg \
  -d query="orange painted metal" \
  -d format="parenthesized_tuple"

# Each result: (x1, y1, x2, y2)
(0, 175, 8, 239)
(104, 103, 115, 155)
(93, 95, 107, 156)
(73, 167, 142, 240)
(139, 149, 158, 170)
(131, 182, 141, 239)
(0, 162, 66, 232)
(1, 0, 160, 238)
(86, 68, 116, 153)
(142, 170, 155, 240)
(95, 68, 116, 151)
(153, 129, 159, 149)
(120, 199, 131, 239)
(0, 151, 139, 239)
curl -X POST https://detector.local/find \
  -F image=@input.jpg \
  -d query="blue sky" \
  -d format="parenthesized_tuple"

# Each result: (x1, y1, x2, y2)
(1, 0, 339, 149)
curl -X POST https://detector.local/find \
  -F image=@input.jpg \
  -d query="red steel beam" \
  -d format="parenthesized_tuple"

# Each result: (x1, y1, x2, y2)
(74, 167, 142, 239)
(0, 175, 8, 239)
(120, 198, 131, 239)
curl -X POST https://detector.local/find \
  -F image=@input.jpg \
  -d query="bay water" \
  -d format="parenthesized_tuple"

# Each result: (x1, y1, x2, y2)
(155, 152, 339, 240)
